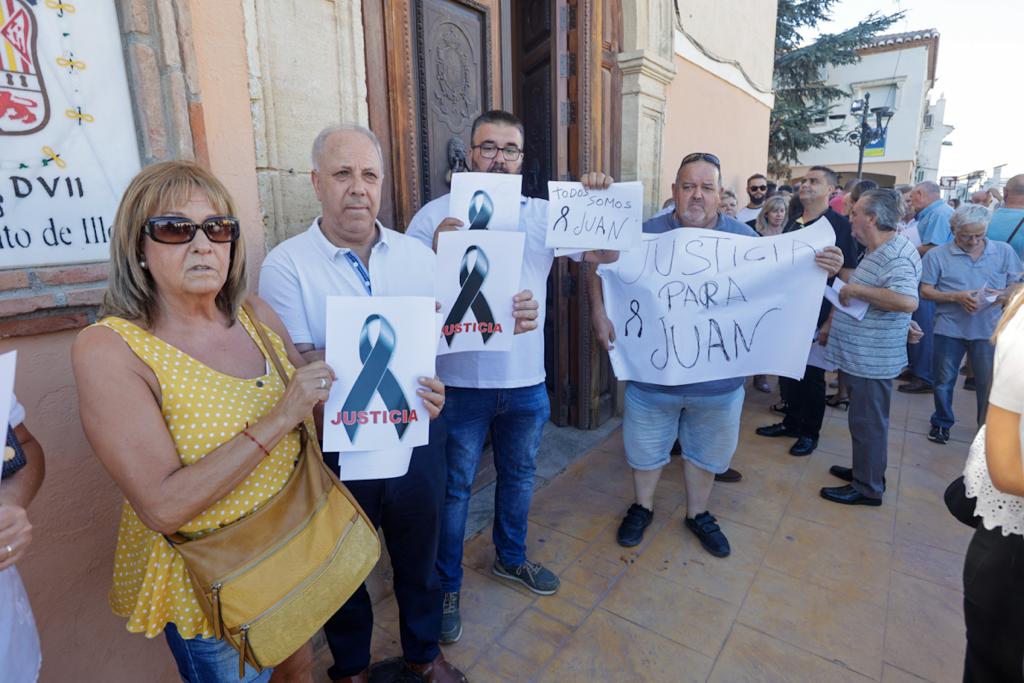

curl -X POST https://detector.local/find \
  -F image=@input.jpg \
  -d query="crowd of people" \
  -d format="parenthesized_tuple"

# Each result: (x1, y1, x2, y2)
(2, 109, 1023, 682)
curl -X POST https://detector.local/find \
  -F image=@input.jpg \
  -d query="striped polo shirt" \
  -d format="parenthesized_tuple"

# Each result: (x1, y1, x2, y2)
(825, 233, 922, 379)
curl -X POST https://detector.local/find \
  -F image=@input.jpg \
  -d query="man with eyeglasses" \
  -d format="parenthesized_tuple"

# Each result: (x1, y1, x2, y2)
(406, 110, 615, 645)
(735, 173, 770, 224)
(590, 153, 844, 556)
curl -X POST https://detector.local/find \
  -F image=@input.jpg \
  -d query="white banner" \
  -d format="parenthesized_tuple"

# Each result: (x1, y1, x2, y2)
(323, 296, 435, 454)
(598, 218, 835, 385)
(435, 229, 524, 354)
(0, 0, 140, 268)
(448, 172, 522, 231)
(545, 181, 643, 251)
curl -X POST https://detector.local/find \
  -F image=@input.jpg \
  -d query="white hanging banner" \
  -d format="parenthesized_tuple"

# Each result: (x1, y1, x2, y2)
(598, 218, 835, 385)
(0, 0, 141, 268)
(448, 172, 522, 231)
(545, 181, 643, 252)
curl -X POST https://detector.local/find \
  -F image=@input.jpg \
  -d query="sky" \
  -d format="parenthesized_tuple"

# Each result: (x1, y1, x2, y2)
(813, 0, 1023, 182)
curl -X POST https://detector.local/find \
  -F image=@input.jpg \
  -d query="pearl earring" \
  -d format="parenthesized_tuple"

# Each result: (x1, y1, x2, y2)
(140, 260, 147, 269)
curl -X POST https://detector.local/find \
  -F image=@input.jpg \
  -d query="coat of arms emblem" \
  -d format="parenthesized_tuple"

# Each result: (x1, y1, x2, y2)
(0, 0, 48, 136)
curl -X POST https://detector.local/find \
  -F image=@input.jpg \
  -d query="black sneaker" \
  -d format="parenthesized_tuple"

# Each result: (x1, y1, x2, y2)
(440, 591, 462, 644)
(928, 425, 950, 445)
(617, 504, 653, 547)
(685, 511, 731, 558)
(492, 558, 560, 595)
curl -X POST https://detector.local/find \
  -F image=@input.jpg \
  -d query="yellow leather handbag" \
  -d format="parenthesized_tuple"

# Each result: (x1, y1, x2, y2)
(167, 302, 380, 677)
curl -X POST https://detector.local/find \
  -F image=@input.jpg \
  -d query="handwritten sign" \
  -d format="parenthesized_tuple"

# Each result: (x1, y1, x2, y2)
(545, 181, 643, 251)
(448, 172, 522, 231)
(323, 297, 435, 459)
(435, 229, 524, 354)
(598, 218, 835, 385)
(0, 1, 140, 268)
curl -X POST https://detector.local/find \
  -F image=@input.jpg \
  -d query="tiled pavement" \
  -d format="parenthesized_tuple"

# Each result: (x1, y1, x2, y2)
(325, 379, 980, 682)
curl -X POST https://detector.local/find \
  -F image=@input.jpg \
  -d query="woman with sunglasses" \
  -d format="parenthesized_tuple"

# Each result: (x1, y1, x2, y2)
(72, 161, 333, 682)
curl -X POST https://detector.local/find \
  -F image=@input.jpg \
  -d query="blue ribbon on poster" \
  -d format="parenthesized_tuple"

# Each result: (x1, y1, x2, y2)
(443, 245, 496, 345)
(468, 190, 494, 230)
(341, 314, 411, 441)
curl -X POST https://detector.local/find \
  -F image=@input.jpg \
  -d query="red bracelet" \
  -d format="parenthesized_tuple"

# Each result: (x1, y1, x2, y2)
(241, 427, 271, 457)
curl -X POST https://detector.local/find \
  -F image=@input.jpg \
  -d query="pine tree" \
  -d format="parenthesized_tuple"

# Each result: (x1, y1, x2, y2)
(769, 0, 902, 178)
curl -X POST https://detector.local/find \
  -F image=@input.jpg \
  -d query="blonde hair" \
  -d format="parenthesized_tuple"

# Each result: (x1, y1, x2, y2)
(755, 195, 790, 235)
(102, 161, 247, 327)
(993, 285, 1024, 343)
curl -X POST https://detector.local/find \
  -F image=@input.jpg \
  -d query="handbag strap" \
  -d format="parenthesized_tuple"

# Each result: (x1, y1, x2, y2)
(1007, 216, 1024, 244)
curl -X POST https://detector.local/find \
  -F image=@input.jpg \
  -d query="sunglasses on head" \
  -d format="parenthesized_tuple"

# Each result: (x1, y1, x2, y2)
(144, 216, 241, 244)
(681, 152, 721, 168)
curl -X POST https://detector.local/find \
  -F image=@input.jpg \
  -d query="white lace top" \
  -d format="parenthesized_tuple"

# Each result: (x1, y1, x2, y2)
(964, 302, 1024, 535)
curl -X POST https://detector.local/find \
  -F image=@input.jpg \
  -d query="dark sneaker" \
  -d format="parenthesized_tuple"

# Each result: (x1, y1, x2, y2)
(440, 591, 462, 644)
(684, 511, 731, 558)
(714, 467, 742, 483)
(928, 425, 950, 444)
(617, 504, 653, 547)
(964, 377, 976, 391)
(492, 558, 560, 595)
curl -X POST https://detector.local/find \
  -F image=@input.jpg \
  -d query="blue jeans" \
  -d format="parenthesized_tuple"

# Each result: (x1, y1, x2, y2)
(908, 298, 935, 384)
(931, 334, 995, 429)
(436, 383, 550, 593)
(164, 623, 272, 683)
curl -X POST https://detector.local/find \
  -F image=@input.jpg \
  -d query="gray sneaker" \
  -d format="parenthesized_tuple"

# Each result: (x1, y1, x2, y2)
(492, 558, 560, 595)
(440, 591, 462, 643)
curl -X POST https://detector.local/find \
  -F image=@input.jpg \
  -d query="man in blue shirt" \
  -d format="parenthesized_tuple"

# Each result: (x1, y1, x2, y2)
(920, 204, 1023, 444)
(899, 181, 954, 394)
(987, 175, 1024, 259)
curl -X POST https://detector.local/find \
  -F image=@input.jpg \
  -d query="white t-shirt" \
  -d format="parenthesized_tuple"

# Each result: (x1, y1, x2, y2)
(406, 194, 553, 389)
(735, 205, 762, 224)
(963, 300, 1024, 535)
(258, 220, 436, 480)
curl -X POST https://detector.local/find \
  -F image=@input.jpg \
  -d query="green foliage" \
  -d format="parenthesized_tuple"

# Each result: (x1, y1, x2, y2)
(769, 0, 902, 177)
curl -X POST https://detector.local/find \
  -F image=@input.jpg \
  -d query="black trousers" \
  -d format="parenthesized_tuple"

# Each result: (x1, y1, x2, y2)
(779, 366, 826, 440)
(963, 525, 1024, 683)
(323, 419, 447, 679)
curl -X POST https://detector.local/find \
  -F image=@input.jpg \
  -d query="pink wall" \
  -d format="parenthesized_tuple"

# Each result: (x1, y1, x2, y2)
(9, 2, 262, 681)
(660, 56, 773, 207)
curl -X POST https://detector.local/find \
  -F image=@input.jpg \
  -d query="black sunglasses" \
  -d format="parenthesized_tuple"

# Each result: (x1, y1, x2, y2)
(144, 216, 241, 244)
(748, 185, 768, 191)
(681, 152, 721, 168)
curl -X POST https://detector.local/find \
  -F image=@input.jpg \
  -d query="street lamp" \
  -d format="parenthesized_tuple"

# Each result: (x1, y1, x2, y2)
(845, 92, 895, 179)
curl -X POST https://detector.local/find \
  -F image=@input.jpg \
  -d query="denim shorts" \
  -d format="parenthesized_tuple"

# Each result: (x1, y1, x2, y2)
(622, 383, 744, 474)
(164, 622, 272, 683)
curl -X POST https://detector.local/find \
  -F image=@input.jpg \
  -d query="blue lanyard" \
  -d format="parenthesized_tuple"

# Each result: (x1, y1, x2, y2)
(343, 251, 372, 296)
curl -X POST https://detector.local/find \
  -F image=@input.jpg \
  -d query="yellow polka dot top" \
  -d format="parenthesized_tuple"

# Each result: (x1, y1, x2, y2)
(94, 308, 301, 639)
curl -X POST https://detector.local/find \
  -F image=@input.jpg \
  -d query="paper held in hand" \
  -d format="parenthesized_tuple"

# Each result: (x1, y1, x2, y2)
(435, 230, 525, 355)
(545, 181, 644, 252)
(597, 218, 835, 385)
(0, 351, 16, 482)
(824, 278, 869, 321)
(448, 172, 523, 231)
(322, 297, 435, 455)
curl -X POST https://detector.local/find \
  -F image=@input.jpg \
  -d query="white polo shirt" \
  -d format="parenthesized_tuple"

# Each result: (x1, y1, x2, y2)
(259, 219, 435, 349)
(406, 194, 552, 389)
(259, 219, 435, 481)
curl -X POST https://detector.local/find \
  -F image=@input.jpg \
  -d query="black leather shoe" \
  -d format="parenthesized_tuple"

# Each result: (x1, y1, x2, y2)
(756, 422, 800, 438)
(828, 466, 886, 490)
(789, 437, 817, 456)
(897, 380, 934, 394)
(617, 503, 653, 547)
(714, 467, 742, 483)
(820, 484, 882, 506)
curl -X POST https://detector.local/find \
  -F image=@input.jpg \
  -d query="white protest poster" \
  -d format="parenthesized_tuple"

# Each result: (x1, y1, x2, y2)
(0, 350, 15, 482)
(598, 218, 835, 384)
(435, 229, 524, 354)
(448, 172, 522, 231)
(545, 181, 643, 251)
(0, 1, 141, 268)
(323, 297, 435, 457)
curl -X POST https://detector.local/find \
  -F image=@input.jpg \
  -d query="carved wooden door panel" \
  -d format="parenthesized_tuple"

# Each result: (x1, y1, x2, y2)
(363, 1, 503, 231)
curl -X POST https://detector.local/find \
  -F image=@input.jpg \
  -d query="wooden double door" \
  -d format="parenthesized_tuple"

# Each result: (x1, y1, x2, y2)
(363, 0, 622, 429)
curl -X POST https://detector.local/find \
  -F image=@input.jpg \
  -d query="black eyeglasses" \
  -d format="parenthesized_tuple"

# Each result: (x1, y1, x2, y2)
(144, 216, 241, 244)
(681, 152, 721, 168)
(472, 142, 523, 161)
